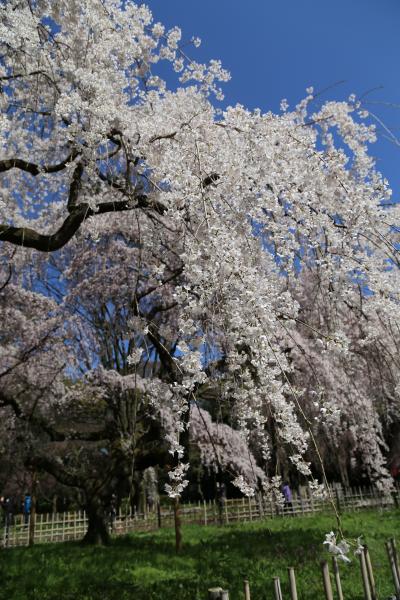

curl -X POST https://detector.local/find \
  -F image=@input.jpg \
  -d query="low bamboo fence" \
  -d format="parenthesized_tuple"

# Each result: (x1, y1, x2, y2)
(2, 484, 399, 549)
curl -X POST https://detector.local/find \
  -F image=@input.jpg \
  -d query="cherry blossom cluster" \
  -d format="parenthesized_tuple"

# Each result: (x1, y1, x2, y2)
(323, 531, 364, 564)
(0, 0, 399, 508)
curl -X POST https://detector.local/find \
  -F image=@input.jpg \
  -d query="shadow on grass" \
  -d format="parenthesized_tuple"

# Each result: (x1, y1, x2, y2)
(113, 522, 323, 563)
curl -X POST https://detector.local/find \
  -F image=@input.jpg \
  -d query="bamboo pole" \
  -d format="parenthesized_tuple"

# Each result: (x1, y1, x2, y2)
(363, 546, 377, 600)
(332, 557, 344, 600)
(390, 538, 400, 590)
(359, 551, 372, 600)
(321, 561, 334, 600)
(288, 567, 298, 600)
(386, 541, 400, 600)
(243, 579, 251, 600)
(273, 576, 283, 600)
(62, 511, 65, 541)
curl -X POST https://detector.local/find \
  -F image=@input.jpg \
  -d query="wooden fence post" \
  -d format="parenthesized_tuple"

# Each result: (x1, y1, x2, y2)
(73, 510, 77, 539)
(332, 557, 344, 600)
(321, 561, 334, 600)
(243, 579, 251, 600)
(288, 567, 298, 600)
(273, 576, 283, 600)
(300, 494, 305, 516)
(258, 493, 264, 519)
(3, 521, 7, 548)
(203, 499, 208, 526)
(157, 501, 162, 528)
(309, 489, 315, 514)
(50, 510, 54, 542)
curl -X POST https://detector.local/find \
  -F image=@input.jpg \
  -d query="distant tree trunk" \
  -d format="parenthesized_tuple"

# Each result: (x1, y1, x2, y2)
(28, 471, 38, 547)
(216, 471, 224, 526)
(82, 499, 110, 546)
(174, 497, 182, 553)
(339, 458, 350, 488)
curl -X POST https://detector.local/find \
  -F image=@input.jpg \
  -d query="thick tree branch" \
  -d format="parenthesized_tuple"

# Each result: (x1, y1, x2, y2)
(0, 263, 12, 292)
(0, 150, 79, 176)
(0, 195, 165, 252)
(27, 455, 82, 488)
(0, 133, 168, 250)
(0, 209, 87, 252)
(0, 69, 61, 93)
(0, 387, 108, 442)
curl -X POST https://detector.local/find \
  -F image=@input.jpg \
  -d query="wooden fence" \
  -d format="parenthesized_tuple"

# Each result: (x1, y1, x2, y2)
(2, 484, 399, 549)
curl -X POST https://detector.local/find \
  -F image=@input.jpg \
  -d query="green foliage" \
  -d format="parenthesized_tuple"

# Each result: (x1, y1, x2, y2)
(1, 510, 399, 599)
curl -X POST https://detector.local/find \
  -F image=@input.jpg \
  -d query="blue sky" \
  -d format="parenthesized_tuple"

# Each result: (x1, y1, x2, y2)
(146, 0, 400, 198)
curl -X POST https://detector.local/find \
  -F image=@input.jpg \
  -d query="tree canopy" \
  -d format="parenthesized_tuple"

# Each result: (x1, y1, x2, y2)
(1, 1, 399, 546)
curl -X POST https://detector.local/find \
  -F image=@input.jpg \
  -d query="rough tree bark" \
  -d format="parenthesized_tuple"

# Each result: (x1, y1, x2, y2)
(82, 498, 111, 546)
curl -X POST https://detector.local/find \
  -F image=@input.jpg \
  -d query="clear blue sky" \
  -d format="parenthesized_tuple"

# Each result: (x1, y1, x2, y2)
(146, 0, 400, 198)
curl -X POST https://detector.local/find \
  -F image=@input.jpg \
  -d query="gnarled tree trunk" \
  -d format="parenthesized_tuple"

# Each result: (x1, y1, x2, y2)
(83, 499, 110, 546)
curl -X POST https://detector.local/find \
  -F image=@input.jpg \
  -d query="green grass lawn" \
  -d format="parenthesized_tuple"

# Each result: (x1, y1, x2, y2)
(1, 509, 399, 600)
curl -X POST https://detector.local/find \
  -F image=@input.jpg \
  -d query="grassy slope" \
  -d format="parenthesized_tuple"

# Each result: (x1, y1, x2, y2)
(1, 510, 399, 600)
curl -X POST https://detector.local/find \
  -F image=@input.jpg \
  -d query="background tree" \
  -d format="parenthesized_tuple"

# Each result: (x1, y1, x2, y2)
(285, 269, 400, 488)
